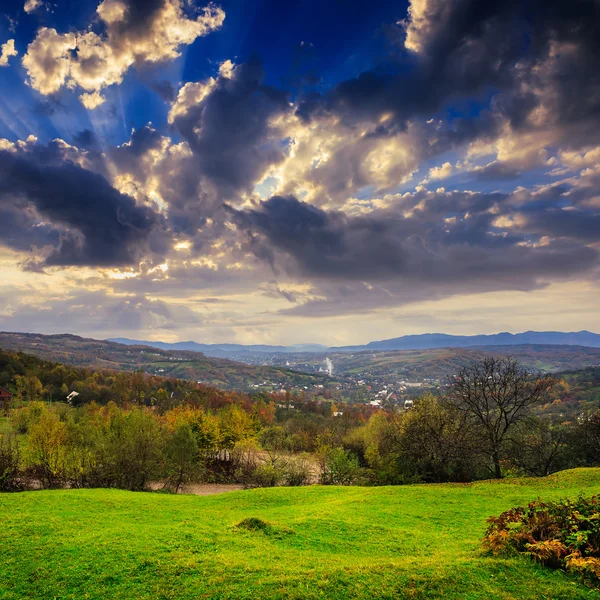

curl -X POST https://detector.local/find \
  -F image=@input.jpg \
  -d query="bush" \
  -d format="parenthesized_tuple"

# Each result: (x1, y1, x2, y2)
(284, 458, 313, 486)
(247, 463, 285, 487)
(0, 434, 23, 492)
(484, 495, 600, 587)
(11, 403, 45, 435)
(319, 448, 364, 485)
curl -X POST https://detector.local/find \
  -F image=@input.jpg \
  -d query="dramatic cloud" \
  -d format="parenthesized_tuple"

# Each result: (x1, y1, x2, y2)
(1, 0, 599, 342)
(232, 191, 598, 292)
(169, 60, 291, 200)
(22, 0, 225, 105)
(298, 0, 600, 149)
(0, 39, 17, 66)
(0, 141, 163, 267)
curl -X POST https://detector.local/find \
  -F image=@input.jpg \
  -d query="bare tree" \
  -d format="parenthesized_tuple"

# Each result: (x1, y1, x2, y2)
(446, 357, 556, 478)
(507, 418, 570, 477)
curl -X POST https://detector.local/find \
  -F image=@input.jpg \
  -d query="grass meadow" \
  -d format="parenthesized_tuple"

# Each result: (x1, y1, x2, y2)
(2, 469, 600, 599)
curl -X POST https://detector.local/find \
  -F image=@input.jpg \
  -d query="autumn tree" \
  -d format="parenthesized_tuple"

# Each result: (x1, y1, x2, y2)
(446, 357, 556, 478)
(27, 410, 67, 487)
(15, 374, 43, 403)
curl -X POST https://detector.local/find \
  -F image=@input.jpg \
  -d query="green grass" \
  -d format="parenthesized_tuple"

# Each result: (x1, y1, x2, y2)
(2, 470, 600, 599)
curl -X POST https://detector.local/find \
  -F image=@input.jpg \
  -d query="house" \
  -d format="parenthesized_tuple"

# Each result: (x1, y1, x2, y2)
(66, 391, 80, 404)
(0, 386, 12, 412)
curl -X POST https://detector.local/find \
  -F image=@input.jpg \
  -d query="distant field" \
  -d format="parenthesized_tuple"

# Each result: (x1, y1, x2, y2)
(2, 470, 600, 599)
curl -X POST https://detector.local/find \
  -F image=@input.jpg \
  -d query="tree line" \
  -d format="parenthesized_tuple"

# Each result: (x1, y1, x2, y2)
(1, 350, 600, 492)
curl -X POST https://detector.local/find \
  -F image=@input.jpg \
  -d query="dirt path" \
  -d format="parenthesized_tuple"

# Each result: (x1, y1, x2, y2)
(149, 482, 245, 495)
(180, 483, 245, 495)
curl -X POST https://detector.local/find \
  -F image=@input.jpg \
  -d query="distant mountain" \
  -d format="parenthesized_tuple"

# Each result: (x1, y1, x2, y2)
(331, 331, 600, 352)
(109, 338, 328, 358)
(0, 332, 329, 391)
(110, 331, 600, 358)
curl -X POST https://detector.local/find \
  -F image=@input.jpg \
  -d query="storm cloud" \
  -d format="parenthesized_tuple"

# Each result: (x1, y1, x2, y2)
(297, 0, 600, 147)
(231, 192, 598, 287)
(0, 147, 163, 267)
(169, 60, 291, 199)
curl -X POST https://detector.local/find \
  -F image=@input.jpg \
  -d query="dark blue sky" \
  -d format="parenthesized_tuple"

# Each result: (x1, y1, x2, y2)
(0, 0, 409, 146)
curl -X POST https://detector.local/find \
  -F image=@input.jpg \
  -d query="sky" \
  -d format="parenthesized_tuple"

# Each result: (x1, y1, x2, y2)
(0, 0, 599, 346)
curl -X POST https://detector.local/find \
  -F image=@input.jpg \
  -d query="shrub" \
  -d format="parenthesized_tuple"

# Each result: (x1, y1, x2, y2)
(484, 495, 600, 586)
(0, 434, 23, 492)
(236, 517, 272, 532)
(319, 448, 364, 485)
(11, 402, 45, 435)
(284, 458, 313, 486)
(235, 517, 294, 538)
(248, 463, 285, 487)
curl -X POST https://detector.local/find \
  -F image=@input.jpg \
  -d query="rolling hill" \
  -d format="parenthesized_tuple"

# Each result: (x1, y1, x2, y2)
(0, 332, 329, 391)
(276, 344, 600, 384)
(109, 337, 328, 358)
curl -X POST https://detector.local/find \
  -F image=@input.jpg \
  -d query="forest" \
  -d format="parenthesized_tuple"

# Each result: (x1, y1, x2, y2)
(1, 348, 600, 493)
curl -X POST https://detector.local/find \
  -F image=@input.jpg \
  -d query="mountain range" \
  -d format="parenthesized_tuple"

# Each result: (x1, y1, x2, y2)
(109, 330, 600, 358)
(109, 338, 328, 357)
(2, 331, 600, 392)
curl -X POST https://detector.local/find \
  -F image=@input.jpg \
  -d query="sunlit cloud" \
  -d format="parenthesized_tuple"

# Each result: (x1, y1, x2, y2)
(22, 0, 225, 106)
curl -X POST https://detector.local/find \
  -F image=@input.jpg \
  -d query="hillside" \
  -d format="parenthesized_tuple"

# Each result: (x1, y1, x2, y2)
(280, 345, 600, 382)
(109, 337, 328, 357)
(332, 330, 600, 352)
(2, 469, 600, 599)
(0, 332, 329, 391)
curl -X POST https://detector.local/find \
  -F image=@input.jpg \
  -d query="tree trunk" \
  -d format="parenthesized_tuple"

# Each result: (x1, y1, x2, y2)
(492, 451, 502, 478)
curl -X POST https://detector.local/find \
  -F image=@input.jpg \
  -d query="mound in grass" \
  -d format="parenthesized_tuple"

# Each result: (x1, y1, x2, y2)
(237, 516, 273, 531)
(2, 469, 600, 599)
(235, 517, 295, 537)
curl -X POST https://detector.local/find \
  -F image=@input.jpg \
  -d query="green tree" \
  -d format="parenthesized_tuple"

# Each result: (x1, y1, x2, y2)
(319, 448, 363, 485)
(106, 409, 163, 490)
(400, 394, 480, 482)
(165, 423, 199, 493)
